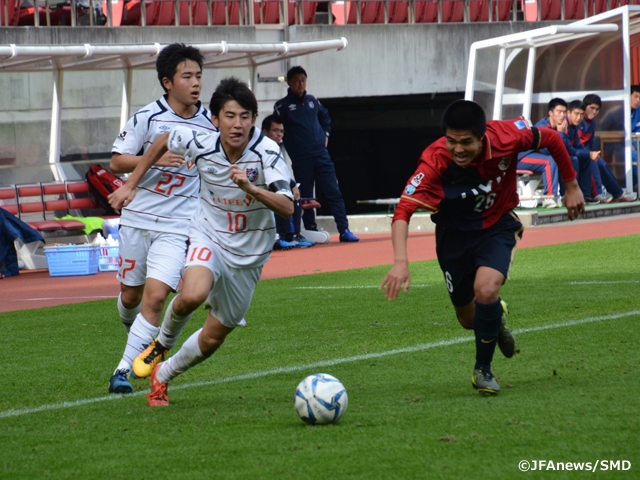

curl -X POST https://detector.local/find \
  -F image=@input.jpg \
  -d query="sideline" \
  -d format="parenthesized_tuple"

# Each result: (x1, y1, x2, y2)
(1, 309, 638, 420)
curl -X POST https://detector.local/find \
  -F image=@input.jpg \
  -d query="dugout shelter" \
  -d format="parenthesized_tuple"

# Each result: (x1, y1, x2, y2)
(464, 5, 640, 192)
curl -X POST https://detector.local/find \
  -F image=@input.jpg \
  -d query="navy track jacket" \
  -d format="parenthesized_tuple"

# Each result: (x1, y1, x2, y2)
(274, 89, 331, 160)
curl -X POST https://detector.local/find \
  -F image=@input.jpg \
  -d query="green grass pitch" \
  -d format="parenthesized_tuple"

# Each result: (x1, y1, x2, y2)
(1, 235, 639, 479)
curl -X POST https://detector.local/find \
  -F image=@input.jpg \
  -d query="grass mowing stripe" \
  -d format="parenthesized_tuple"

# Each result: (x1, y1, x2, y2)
(1, 309, 638, 420)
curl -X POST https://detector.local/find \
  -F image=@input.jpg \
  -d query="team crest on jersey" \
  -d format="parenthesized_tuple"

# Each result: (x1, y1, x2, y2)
(498, 156, 512, 171)
(410, 173, 424, 187)
(246, 168, 259, 182)
(309, 101, 315, 109)
(404, 185, 416, 195)
(514, 118, 532, 130)
(117, 131, 127, 141)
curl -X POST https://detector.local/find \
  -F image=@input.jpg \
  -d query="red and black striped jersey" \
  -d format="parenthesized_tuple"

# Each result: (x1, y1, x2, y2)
(393, 118, 576, 231)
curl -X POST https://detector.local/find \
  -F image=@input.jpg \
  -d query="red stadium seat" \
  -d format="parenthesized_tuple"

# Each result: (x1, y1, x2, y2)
(388, 1, 408, 23)
(346, 1, 384, 23)
(0, 0, 19, 26)
(120, 0, 175, 26)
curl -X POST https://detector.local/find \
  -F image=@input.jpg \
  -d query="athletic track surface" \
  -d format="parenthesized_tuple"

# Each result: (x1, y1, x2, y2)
(1, 215, 639, 314)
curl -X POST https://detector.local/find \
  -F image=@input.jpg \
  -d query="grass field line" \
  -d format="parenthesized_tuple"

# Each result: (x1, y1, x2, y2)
(568, 280, 640, 285)
(1, 309, 638, 420)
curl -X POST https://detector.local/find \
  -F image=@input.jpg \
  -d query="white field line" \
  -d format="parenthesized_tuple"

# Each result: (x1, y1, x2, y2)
(1, 309, 638, 420)
(295, 284, 432, 289)
(568, 281, 640, 285)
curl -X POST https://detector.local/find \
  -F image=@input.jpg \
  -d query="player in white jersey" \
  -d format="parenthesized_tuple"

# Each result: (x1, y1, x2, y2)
(108, 43, 217, 395)
(108, 77, 294, 407)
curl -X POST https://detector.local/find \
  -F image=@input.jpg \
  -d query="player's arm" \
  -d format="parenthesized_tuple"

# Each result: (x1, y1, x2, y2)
(536, 127, 585, 219)
(110, 152, 185, 173)
(228, 165, 294, 218)
(108, 133, 170, 212)
(380, 219, 411, 301)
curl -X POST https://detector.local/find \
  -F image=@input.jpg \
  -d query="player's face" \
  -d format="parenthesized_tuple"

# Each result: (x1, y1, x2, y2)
(445, 129, 483, 167)
(584, 103, 600, 121)
(163, 59, 202, 108)
(213, 100, 257, 153)
(549, 105, 567, 128)
(264, 123, 284, 144)
(287, 74, 307, 97)
(567, 108, 584, 127)
(631, 91, 640, 110)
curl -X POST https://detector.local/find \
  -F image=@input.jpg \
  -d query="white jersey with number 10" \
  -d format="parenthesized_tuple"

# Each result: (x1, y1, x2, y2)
(168, 125, 293, 268)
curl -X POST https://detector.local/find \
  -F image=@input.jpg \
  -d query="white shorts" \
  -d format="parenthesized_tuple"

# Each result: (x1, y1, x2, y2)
(117, 225, 189, 290)
(185, 225, 262, 328)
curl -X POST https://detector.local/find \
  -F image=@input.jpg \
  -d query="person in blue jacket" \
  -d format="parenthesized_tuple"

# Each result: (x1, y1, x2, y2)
(274, 66, 359, 242)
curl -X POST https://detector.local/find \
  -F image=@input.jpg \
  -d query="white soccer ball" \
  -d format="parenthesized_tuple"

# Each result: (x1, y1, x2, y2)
(294, 373, 348, 425)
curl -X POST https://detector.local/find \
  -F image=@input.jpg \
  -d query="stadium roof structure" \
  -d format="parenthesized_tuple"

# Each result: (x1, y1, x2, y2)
(0, 38, 348, 72)
(465, 5, 640, 191)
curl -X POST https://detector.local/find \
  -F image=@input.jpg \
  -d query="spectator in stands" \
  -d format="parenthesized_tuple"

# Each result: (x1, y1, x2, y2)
(563, 100, 604, 204)
(517, 98, 567, 208)
(106, 43, 217, 395)
(579, 94, 636, 203)
(261, 114, 315, 249)
(274, 66, 359, 242)
(381, 100, 584, 396)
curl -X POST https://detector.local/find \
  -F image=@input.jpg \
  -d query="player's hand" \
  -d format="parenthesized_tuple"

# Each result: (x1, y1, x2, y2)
(562, 180, 585, 220)
(228, 164, 254, 194)
(108, 184, 136, 213)
(557, 119, 568, 132)
(590, 151, 601, 161)
(155, 151, 186, 168)
(379, 263, 411, 301)
(292, 185, 300, 201)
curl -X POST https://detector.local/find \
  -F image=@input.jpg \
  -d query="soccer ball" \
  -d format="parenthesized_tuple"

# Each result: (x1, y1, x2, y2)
(294, 373, 348, 425)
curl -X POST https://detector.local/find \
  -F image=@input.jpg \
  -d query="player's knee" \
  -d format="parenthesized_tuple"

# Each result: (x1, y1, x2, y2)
(198, 330, 226, 356)
(175, 290, 207, 314)
(121, 289, 143, 308)
(474, 284, 500, 304)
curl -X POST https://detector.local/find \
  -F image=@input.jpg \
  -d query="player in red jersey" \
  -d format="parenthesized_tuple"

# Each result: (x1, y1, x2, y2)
(380, 100, 585, 395)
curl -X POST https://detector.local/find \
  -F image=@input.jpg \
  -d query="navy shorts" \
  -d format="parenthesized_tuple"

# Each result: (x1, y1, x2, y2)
(435, 212, 523, 307)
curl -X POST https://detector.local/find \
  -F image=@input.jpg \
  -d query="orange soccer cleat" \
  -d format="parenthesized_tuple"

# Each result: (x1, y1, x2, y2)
(145, 364, 169, 407)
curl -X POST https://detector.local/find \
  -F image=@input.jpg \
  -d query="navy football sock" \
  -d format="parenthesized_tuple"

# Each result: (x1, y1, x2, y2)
(473, 298, 503, 370)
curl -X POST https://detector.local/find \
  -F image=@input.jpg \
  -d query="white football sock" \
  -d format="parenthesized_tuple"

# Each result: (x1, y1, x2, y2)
(158, 296, 194, 350)
(157, 328, 206, 383)
(117, 293, 141, 333)
(114, 313, 160, 375)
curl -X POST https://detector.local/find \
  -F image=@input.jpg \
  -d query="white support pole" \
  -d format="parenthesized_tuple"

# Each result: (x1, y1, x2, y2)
(493, 47, 506, 120)
(464, 44, 477, 100)
(49, 68, 63, 182)
(622, 9, 633, 192)
(522, 47, 536, 119)
(120, 67, 133, 131)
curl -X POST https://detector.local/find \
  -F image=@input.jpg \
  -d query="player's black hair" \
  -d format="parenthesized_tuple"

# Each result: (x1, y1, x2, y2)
(156, 43, 204, 93)
(209, 77, 258, 117)
(287, 66, 307, 81)
(631, 85, 640, 95)
(547, 97, 568, 113)
(440, 100, 487, 139)
(582, 93, 602, 107)
(567, 100, 586, 112)
(261, 114, 284, 132)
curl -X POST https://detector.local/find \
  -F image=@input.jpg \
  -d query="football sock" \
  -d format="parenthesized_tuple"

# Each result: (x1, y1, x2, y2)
(157, 328, 206, 384)
(115, 313, 160, 375)
(473, 298, 502, 370)
(158, 297, 194, 350)
(117, 293, 141, 333)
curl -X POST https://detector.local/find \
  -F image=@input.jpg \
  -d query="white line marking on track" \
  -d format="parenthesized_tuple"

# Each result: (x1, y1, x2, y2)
(295, 284, 431, 289)
(11, 296, 119, 302)
(1, 309, 638, 419)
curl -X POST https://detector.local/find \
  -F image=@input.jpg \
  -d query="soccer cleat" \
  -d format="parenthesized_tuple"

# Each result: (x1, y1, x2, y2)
(541, 197, 558, 209)
(498, 300, 516, 359)
(611, 192, 637, 203)
(584, 196, 600, 205)
(274, 239, 296, 250)
(339, 229, 360, 243)
(293, 234, 315, 248)
(145, 364, 169, 407)
(472, 368, 500, 395)
(108, 369, 133, 394)
(594, 192, 613, 204)
(133, 338, 169, 379)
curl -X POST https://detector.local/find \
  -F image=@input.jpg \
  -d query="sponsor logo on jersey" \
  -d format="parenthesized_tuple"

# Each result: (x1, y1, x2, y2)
(309, 101, 315, 109)
(159, 125, 171, 132)
(514, 118, 532, 130)
(186, 131, 206, 150)
(410, 173, 424, 187)
(288, 104, 297, 111)
(117, 131, 127, 141)
(498, 156, 511, 171)
(404, 185, 416, 195)
(210, 194, 255, 207)
(246, 168, 258, 183)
